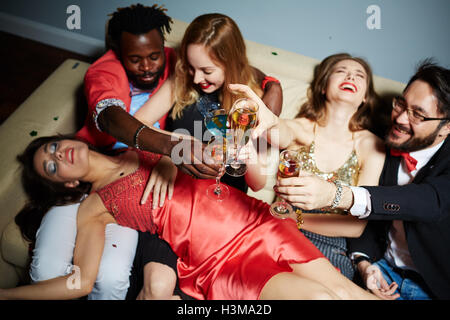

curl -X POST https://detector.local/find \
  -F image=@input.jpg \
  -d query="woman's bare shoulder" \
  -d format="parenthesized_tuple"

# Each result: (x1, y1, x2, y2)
(77, 193, 113, 226)
(354, 130, 386, 162)
(358, 130, 384, 148)
(293, 117, 315, 128)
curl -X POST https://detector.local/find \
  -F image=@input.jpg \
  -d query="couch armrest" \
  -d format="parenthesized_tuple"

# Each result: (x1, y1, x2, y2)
(0, 59, 90, 288)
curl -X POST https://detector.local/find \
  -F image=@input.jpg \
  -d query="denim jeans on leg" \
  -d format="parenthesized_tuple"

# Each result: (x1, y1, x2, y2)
(373, 258, 434, 300)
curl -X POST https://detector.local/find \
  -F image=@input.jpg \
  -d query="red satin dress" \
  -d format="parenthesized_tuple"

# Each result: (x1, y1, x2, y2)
(96, 150, 324, 300)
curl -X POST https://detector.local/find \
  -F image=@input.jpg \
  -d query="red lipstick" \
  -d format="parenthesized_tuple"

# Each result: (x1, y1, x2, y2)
(199, 82, 212, 90)
(66, 148, 74, 164)
(339, 82, 357, 93)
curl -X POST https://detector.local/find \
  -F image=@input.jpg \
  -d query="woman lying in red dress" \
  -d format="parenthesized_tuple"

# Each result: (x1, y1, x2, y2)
(0, 135, 378, 300)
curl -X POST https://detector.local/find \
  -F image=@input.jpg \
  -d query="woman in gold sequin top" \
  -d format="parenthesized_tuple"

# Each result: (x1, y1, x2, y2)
(230, 53, 386, 279)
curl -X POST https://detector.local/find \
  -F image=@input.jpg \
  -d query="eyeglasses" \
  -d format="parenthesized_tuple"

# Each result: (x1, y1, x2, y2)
(392, 96, 450, 125)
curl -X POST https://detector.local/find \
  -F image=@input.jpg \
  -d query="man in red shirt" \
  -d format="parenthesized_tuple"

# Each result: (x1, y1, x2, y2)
(76, 4, 217, 178)
(77, 15, 174, 148)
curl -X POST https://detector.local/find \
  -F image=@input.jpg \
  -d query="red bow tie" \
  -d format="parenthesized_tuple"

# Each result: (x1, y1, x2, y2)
(390, 149, 418, 172)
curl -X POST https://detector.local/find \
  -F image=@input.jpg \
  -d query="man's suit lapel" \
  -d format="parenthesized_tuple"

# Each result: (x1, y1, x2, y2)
(390, 138, 449, 248)
(382, 150, 400, 186)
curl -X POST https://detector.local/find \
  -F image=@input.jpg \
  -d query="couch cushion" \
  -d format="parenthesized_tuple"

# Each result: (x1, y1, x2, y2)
(0, 59, 90, 236)
(0, 59, 90, 288)
(1, 220, 29, 269)
(0, 220, 29, 288)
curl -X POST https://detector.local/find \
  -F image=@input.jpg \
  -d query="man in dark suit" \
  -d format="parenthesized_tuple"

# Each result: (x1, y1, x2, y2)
(346, 62, 450, 300)
(275, 62, 450, 299)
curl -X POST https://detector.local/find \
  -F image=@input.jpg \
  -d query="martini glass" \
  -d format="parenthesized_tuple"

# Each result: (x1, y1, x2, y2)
(204, 109, 228, 140)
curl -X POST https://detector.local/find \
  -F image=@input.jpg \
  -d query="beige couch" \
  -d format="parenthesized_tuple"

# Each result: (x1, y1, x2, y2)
(0, 18, 405, 289)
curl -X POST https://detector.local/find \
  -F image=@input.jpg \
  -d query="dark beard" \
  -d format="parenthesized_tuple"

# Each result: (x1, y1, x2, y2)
(127, 61, 166, 91)
(385, 125, 442, 152)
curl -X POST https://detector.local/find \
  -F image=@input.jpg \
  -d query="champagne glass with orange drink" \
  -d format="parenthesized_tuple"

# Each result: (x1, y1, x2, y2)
(270, 150, 302, 218)
(225, 98, 258, 177)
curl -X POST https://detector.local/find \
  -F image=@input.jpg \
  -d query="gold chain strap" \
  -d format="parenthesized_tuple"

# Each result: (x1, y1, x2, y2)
(295, 209, 304, 229)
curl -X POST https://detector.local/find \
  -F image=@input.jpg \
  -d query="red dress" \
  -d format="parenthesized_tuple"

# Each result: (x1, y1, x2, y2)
(96, 150, 324, 300)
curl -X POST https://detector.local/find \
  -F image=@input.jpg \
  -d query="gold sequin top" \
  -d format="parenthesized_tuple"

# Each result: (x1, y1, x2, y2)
(297, 140, 360, 187)
(294, 133, 360, 214)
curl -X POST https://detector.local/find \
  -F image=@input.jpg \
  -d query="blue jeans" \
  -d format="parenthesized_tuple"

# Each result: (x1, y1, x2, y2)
(374, 258, 434, 300)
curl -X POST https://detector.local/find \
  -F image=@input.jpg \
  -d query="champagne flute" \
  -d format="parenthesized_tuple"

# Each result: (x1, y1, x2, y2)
(270, 150, 302, 218)
(225, 98, 258, 177)
(204, 137, 230, 201)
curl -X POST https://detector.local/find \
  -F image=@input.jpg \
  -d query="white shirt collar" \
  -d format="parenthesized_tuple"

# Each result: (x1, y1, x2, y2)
(409, 140, 445, 171)
(397, 139, 445, 184)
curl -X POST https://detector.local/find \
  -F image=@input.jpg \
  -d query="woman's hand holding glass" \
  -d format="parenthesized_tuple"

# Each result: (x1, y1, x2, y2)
(227, 84, 279, 141)
(274, 172, 338, 210)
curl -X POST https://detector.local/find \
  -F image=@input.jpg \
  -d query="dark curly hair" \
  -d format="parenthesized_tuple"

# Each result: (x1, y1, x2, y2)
(107, 3, 172, 52)
(15, 135, 92, 243)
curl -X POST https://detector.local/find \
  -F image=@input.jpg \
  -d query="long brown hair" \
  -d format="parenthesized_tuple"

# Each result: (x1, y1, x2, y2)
(172, 13, 262, 119)
(297, 53, 379, 131)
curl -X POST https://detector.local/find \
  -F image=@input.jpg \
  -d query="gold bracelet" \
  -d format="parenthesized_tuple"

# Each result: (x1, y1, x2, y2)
(295, 209, 304, 229)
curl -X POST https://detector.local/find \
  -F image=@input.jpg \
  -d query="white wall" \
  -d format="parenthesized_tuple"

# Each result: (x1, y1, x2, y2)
(1, 0, 449, 83)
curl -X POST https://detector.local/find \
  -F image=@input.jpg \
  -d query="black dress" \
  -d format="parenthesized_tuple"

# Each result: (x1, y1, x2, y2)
(126, 232, 194, 300)
(165, 91, 248, 193)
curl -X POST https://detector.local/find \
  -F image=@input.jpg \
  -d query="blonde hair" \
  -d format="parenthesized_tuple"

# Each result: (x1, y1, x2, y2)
(172, 13, 262, 119)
